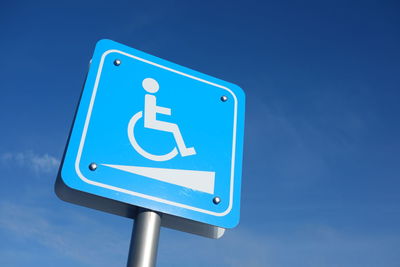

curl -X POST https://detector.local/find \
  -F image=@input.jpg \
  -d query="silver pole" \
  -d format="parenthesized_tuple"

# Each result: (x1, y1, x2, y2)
(127, 209, 161, 267)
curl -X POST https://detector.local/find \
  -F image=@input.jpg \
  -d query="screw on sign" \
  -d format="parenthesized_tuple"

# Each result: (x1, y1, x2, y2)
(55, 39, 245, 266)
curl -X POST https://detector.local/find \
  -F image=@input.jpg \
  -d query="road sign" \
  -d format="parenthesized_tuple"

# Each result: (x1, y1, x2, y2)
(56, 39, 245, 234)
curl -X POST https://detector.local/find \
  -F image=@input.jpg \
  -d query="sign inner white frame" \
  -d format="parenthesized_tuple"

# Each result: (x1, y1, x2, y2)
(74, 49, 238, 216)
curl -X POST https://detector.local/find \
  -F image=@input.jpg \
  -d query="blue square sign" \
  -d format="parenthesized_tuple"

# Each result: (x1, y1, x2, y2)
(56, 39, 245, 231)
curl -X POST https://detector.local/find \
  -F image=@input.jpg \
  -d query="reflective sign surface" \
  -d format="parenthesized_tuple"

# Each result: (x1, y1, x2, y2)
(60, 39, 245, 228)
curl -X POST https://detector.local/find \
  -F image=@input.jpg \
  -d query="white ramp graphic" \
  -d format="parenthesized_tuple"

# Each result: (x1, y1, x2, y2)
(102, 164, 215, 194)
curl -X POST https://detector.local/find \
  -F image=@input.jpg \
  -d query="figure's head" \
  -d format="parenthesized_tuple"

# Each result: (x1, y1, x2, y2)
(142, 78, 159, 93)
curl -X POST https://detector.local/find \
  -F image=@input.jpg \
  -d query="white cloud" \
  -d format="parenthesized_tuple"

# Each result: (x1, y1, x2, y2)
(158, 227, 269, 267)
(0, 202, 128, 266)
(0, 151, 60, 174)
(158, 222, 400, 267)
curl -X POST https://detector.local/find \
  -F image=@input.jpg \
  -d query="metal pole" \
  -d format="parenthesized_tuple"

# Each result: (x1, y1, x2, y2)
(127, 209, 161, 267)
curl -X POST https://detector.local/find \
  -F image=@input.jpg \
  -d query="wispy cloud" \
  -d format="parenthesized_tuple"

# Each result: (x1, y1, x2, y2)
(158, 227, 269, 267)
(0, 201, 128, 266)
(0, 150, 128, 266)
(0, 151, 59, 174)
(159, 223, 400, 267)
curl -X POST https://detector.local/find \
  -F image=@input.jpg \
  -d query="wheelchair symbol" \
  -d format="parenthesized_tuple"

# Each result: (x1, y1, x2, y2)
(127, 78, 196, 162)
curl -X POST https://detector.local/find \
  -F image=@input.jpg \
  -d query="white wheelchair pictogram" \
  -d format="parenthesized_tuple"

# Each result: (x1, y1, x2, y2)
(128, 78, 196, 162)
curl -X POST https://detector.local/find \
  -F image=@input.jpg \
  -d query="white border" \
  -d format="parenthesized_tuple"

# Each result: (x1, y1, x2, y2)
(74, 49, 238, 216)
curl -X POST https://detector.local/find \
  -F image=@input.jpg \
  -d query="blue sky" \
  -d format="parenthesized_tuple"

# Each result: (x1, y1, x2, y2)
(1, 0, 399, 266)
